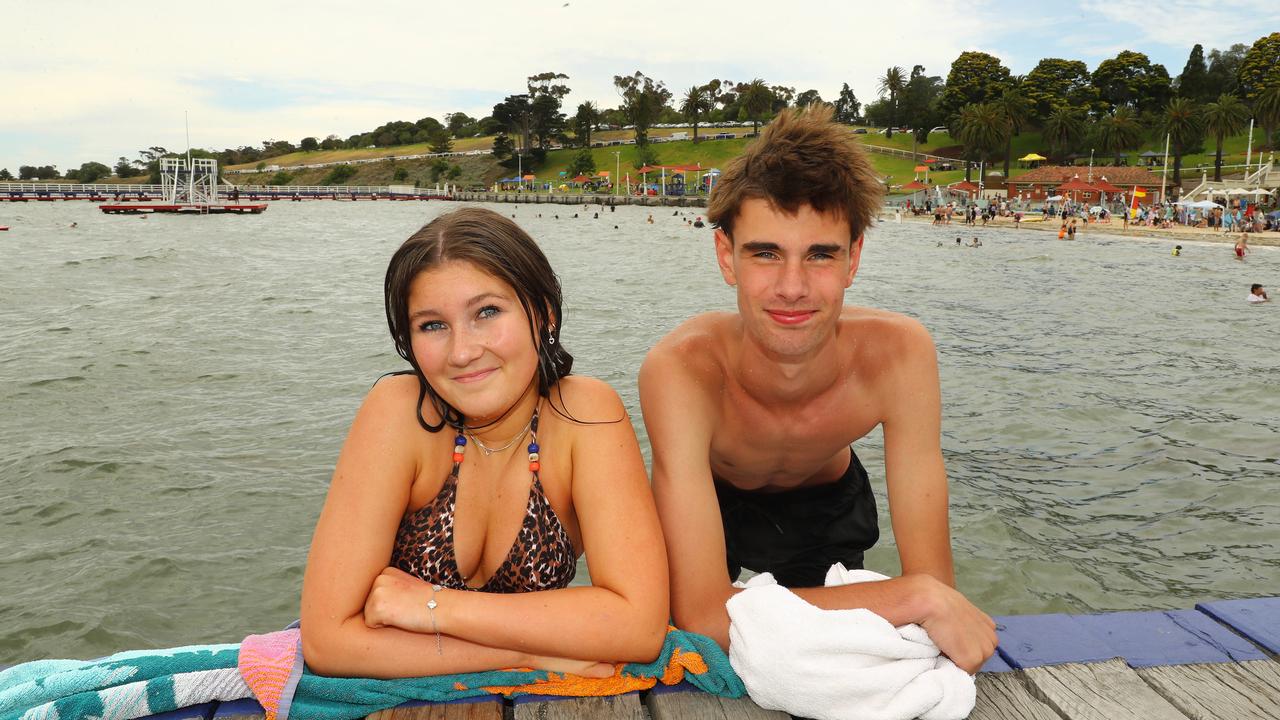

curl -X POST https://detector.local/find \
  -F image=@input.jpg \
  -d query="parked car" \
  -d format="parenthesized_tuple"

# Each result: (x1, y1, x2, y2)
(853, 128, 868, 134)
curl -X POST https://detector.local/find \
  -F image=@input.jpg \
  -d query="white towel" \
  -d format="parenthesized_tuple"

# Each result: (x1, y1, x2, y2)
(726, 564, 975, 720)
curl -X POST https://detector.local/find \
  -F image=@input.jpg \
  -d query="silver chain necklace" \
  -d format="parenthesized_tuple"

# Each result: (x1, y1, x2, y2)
(465, 417, 532, 456)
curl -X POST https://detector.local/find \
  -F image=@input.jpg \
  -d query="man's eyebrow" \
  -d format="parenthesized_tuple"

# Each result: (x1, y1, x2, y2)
(739, 241, 845, 255)
(808, 243, 844, 255)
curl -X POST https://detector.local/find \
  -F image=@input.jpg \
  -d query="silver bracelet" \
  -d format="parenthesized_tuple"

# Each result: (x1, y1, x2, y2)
(427, 584, 443, 655)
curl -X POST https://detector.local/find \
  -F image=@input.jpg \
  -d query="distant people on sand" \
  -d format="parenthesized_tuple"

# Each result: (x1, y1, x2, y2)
(1249, 284, 1270, 303)
(1234, 236, 1248, 260)
(1172, 245, 1182, 257)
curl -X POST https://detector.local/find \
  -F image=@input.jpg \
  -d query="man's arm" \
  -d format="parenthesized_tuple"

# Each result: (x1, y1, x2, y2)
(639, 344, 738, 650)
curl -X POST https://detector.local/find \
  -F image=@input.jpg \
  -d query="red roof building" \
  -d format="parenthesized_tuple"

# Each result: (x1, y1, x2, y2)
(1006, 166, 1164, 202)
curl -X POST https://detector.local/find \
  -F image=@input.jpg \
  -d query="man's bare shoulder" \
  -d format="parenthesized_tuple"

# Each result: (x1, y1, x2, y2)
(839, 304, 942, 381)
(839, 302, 931, 345)
(644, 312, 738, 378)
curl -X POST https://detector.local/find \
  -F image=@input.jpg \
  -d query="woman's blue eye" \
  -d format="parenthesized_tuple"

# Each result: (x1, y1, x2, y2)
(478, 305, 501, 319)
(418, 320, 446, 333)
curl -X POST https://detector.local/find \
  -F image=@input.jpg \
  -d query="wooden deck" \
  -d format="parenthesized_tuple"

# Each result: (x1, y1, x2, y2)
(130, 596, 1280, 719)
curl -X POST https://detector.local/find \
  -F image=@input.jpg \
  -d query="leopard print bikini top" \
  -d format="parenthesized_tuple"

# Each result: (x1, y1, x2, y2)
(390, 410, 577, 593)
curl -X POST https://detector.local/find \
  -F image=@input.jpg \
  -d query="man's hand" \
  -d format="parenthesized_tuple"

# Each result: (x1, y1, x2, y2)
(911, 574, 998, 674)
(363, 566, 431, 633)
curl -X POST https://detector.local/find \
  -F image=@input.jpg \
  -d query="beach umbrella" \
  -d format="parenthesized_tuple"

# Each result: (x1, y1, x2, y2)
(1191, 200, 1223, 209)
(1018, 153, 1047, 161)
(572, 175, 591, 183)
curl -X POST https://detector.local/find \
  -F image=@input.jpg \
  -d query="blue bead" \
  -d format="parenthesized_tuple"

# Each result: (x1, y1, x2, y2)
(528, 442, 539, 453)
(455, 436, 467, 446)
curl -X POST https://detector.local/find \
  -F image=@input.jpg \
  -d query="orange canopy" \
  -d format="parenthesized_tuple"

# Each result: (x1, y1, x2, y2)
(900, 180, 929, 191)
(1057, 178, 1097, 192)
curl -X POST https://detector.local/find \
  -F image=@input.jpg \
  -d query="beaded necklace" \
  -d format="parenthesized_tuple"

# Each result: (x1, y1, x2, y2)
(452, 409, 541, 476)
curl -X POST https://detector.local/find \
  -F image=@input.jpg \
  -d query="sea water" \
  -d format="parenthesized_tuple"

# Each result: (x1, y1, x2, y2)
(1, 201, 1277, 662)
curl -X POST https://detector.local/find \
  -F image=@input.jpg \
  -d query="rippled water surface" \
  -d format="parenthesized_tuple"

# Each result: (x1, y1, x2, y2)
(2, 201, 1277, 662)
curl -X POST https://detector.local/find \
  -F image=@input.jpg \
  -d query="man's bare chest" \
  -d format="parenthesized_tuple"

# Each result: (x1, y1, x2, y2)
(709, 383, 880, 490)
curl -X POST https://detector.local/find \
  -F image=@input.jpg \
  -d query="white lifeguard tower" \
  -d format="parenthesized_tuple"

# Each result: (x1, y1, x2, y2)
(160, 156, 219, 206)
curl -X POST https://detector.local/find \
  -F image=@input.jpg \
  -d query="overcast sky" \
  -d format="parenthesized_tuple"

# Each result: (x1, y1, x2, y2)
(4, 0, 1278, 171)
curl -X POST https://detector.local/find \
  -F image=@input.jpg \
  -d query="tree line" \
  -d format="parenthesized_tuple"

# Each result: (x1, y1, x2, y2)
(4, 33, 1278, 187)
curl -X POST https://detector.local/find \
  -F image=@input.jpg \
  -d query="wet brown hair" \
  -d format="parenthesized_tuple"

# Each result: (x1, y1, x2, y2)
(384, 207, 572, 433)
(707, 104, 883, 245)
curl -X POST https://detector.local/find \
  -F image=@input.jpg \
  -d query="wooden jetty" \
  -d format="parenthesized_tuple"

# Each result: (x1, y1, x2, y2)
(98, 203, 267, 215)
(120, 596, 1279, 720)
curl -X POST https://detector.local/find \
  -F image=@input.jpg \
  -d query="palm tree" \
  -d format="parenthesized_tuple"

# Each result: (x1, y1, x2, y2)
(1253, 85, 1280, 152)
(991, 88, 1030, 179)
(1162, 97, 1204, 188)
(1201, 94, 1249, 181)
(955, 102, 1010, 184)
(877, 66, 906, 137)
(680, 86, 712, 143)
(1094, 107, 1143, 165)
(1042, 105, 1085, 162)
(741, 79, 773, 135)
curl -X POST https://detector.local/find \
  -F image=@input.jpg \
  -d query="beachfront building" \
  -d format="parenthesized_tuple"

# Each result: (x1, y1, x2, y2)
(1006, 166, 1163, 204)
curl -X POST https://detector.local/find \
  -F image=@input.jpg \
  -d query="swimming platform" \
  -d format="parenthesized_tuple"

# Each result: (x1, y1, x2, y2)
(16, 594, 1275, 720)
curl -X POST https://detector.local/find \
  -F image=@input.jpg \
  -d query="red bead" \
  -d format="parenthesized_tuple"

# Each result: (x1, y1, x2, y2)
(452, 453, 464, 463)
(529, 461, 541, 472)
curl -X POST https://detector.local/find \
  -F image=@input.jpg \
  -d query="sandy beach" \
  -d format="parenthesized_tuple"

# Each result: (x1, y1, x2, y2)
(887, 208, 1280, 246)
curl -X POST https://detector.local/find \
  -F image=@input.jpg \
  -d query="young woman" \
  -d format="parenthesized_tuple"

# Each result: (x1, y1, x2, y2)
(300, 207, 668, 679)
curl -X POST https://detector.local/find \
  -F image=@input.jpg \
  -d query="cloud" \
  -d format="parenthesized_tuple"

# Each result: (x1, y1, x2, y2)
(2, 0, 1276, 169)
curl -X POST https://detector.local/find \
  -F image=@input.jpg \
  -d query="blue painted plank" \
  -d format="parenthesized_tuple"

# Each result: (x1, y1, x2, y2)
(1197, 597, 1280, 655)
(145, 702, 215, 720)
(993, 613, 1117, 669)
(980, 651, 1012, 673)
(1162, 609, 1269, 662)
(1074, 610, 1266, 667)
(210, 699, 264, 718)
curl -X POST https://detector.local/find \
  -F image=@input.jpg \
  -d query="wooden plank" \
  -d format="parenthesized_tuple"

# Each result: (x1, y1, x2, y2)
(646, 690, 729, 720)
(1073, 610, 1266, 667)
(1023, 658, 1190, 720)
(365, 697, 504, 720)
(994, 614, 1117, 668)
(1197, 598, 1280, 654)
(512, 693, 644, 720)
(1136, 660, 1280, 720)
(714, 695, 791, 720)
(969, 672, 1063, 720)
(210, 699, 265, 719)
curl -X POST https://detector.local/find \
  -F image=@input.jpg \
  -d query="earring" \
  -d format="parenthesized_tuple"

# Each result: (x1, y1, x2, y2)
(547, 325, 557, 345)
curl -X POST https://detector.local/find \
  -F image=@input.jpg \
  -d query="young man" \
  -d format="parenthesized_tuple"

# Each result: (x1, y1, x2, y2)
(639, 105, 997, 673)
(1249, 284, 1269, 303)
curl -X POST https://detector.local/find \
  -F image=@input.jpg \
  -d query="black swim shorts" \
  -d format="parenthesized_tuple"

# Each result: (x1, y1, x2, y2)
(714, 448, 880, 588)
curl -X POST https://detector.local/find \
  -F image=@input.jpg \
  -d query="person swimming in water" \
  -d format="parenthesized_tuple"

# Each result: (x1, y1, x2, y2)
(1234, 235, 1248, 261)
(1172, 245, 1182, 257)
(1249, 284, 1269, 303)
